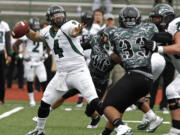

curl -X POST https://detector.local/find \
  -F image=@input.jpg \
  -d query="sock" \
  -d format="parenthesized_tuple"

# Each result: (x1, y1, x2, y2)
(112, 118, 123, 127)
(145, 109, 156, 122)
(172, 120, 180, 130)
(101, 127, 113, 135)
(28, 92, 35, 102)
(37, 117, 46, 131)
(50, 107, 53, 112)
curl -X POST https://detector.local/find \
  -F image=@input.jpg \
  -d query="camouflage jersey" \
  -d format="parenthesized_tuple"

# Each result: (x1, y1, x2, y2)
(111, 23, 158, 71)
(88, 34, 116, 82)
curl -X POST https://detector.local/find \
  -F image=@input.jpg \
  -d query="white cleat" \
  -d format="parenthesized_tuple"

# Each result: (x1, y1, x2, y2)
(26, 128, 45, 135)
(146, 116, 163, 133)
(32, 116, 38, 123)
(115, 124, 132, 135)
(162, 108, 169, 114)
(163, 127, 180, 135)
(29, 100, 36, 107)
(76, 102, 83, 108)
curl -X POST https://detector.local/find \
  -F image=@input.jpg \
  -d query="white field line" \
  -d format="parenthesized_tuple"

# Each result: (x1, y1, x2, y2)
(123, 120, 170, 125)
(0, 107, 24, 120)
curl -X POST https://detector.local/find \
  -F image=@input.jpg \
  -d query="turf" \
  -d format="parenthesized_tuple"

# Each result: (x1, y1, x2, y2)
(0, 100, 172, 135)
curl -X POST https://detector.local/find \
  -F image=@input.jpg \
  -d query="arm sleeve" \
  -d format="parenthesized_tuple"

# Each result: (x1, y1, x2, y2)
(5, 31, 11, 56)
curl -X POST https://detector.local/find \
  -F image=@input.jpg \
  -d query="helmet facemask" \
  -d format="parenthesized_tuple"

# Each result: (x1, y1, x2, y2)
(47, 5, 67, 28)
(29, 18, 41, 31)
(119, 6, 141, 28)
(150, 4, 175, 31)
(51, 12, 66, 28)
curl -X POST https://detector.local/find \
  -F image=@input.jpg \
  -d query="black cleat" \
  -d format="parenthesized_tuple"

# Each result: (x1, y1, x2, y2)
(87, 115, 101, 128)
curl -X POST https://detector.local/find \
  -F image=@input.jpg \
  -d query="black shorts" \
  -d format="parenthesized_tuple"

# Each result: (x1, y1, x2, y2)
(103, 71, 152, 113)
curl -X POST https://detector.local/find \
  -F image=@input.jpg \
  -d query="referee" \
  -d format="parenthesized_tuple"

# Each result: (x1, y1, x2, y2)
(0, 11, 11, 105)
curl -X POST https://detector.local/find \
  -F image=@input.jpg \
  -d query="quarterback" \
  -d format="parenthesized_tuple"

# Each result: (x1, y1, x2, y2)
(12, 5, 103, 135)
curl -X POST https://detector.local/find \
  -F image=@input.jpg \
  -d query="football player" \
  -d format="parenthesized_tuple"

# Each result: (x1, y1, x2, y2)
(145, 4, 180, 135)
(101, 6, 163, 135)
(15, 5, 103, 135)
(13, 17, 47, 107)
(137, 3, 176, 130)
(34, 26, 119, 129)
(0, 11, 11, 104)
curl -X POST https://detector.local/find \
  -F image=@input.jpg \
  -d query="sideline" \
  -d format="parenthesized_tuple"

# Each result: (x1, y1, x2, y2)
(0, 107, 24, 120)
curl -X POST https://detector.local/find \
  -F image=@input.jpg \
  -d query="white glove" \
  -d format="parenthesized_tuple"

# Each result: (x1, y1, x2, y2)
(103, 41, 114, 56)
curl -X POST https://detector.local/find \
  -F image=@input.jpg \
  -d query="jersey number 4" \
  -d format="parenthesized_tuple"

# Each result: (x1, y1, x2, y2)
(54, 40, 64, 58)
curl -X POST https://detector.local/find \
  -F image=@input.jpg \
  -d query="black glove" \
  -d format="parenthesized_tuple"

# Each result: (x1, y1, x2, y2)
(145, 40, 158, 52)
(152, 32, 173, 44)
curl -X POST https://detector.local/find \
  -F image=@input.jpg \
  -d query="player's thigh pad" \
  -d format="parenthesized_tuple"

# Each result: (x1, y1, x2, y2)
(166, 74, 180, 100)
(67, 66, 98, 103)
(151, 53, 166, 81)
(42, 72, 66, 105)
(24, 63, 34, 82)
(36, 63, 47, 82)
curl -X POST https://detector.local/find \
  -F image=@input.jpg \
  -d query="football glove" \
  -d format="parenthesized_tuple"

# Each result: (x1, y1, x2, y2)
(145, 40, 158, 52)
(103, 41, 114, 56)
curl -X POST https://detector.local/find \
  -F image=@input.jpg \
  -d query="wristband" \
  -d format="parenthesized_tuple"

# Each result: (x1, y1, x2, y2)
(158, 46, 164, 54)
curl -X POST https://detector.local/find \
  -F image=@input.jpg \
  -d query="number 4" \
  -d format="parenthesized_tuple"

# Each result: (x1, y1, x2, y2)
(54, 40, 64, 58)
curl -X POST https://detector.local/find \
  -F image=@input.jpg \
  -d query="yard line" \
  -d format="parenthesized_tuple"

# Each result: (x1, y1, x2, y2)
(123, 120, 170, 125)
(0, 107, 24, 120)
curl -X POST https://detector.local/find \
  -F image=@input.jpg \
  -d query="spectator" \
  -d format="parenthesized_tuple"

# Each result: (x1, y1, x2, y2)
(90, 8, 106, 34)
(104, 13, 116, 27)
(92, 0, 112, 13)
(0, 10, 11, 104)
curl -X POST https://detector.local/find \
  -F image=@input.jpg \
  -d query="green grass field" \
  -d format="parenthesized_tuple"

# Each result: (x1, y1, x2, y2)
(0, 100, 172, 135)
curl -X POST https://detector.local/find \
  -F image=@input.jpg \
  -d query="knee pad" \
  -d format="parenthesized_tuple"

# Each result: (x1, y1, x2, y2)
(89, 98, 104, 115)
(40, 81, 47, 92)
(38, 100, 51, 118)
(62, 89, 79, 100)
(85, 104, 95, 117)
(168, 98, 180, 110)
(27, 82, 33, 93)
(136, 98, 147, 109)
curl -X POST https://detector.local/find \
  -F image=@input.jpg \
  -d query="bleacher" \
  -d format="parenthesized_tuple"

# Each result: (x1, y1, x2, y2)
(0, 0, 180, 28)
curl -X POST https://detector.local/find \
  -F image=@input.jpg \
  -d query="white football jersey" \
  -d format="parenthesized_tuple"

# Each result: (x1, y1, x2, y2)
(0, 21, 10, 51)
(19, 35, 44, 64)
(40, 20, 86, 72)
(167, 17, 180, 73)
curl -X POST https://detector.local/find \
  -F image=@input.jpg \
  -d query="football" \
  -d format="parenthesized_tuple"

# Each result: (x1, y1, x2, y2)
(12, 21, 29, 38)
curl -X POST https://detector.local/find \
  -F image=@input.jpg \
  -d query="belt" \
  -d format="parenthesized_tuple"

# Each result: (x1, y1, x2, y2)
(130, 69, 153, 80)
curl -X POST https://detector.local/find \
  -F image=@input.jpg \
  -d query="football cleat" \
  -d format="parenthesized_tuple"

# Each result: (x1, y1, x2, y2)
(32, 116, 38, 123)
(163, 127, 180, 135)
(87, 115, 101, 128)
(115, 124, 132, 135)
(137, 120, 150, 130)
(76, 97, 84, 108)
(146, 116, 163, 133)
(29, 100, 36, 107)
(26, 128, 45, 135)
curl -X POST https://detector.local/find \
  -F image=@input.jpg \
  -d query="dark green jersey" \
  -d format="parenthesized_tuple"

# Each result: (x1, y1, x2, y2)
(88, 34, 116, 81)
(111, 23, 158, 70)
